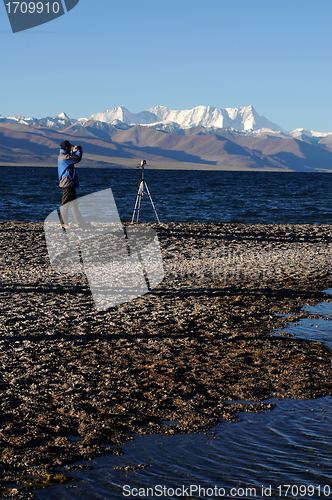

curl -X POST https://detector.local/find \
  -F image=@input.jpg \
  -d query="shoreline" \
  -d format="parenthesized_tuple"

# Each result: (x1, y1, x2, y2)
(1, 222, 332, 496)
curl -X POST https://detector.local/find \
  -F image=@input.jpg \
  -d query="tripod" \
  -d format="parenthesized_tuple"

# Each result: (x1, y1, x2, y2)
(131, 160, 160, 223)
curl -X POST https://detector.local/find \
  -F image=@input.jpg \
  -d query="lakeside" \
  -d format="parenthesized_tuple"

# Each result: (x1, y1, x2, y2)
(1, 221, 332, 496)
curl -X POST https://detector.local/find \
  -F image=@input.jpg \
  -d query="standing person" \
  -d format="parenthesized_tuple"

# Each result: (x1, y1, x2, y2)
(58, 140, 88, 229)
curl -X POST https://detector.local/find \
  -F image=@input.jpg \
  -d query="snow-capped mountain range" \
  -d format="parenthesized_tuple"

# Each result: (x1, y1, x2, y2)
(0, 105, 330, 137)
(89, 105, 283, 133)
(2, 105, 332, 172)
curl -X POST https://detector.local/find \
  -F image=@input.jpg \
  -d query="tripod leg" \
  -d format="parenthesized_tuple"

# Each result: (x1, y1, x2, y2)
(131, 192, 140, 223)
(132, 180, 144, 223)
(136, 187, 143, 222)
(144, 181, 160, 223)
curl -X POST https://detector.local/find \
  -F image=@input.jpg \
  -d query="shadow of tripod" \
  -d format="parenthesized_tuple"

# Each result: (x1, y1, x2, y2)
(131, 160, 160, 223)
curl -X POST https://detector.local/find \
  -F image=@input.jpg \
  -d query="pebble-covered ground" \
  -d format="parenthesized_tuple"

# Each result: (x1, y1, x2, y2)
(1, 221, 332, 497)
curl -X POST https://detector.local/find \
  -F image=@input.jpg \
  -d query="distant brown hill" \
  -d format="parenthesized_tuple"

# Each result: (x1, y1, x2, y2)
(1, 121, 332, 171)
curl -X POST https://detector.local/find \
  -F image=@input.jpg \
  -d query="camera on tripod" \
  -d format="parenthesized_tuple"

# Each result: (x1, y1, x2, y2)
(131, 159, 160, 224)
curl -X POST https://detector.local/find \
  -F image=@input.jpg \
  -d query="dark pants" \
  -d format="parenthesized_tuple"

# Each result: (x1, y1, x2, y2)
(60, 186, 84, 225)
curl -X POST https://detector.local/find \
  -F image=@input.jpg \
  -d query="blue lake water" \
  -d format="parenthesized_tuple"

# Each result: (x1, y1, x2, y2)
(2, 166, 332, 499)
(1, 166, 332, 224)
(34, 396, 332, 500)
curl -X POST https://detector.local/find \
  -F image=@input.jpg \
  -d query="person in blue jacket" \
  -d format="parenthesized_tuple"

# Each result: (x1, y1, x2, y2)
(58, 140, 88, 228)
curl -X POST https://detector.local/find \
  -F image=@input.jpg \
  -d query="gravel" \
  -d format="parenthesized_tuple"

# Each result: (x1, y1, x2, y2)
(1, 221, 332, 496)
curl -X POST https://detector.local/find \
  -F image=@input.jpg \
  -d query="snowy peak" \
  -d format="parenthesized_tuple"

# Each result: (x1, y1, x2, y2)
(289, 128, 331, 139)
(90, 106, 159, 126)
(0, 115, 37, 125)
(35, 112, 71, 128)
(0, 111, 87, 129)
(89, 105, 282, 132)
(55, 112, 70, 120)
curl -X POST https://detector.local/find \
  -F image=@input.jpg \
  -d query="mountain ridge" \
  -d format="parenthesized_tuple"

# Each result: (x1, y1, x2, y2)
(90, 105, 284, 133)
(1, 106, 332, 171)
(1, 105, 331, 136)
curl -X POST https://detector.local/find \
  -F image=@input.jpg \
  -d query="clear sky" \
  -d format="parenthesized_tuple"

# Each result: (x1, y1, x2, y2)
(1, 0, 332, 132)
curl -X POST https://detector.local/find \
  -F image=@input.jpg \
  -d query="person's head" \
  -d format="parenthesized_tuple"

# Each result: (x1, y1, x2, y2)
(60, 140, 72, 152)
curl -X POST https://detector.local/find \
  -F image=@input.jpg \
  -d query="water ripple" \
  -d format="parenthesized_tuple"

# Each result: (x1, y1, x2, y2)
(2, 167, 332, 224)
(34, 398, 332, 500)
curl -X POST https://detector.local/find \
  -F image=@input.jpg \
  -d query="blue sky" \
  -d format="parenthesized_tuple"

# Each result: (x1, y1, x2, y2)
(1, 0, 332, 132)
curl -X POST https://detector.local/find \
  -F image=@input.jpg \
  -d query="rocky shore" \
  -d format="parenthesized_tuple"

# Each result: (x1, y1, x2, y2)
(1, 221, 332, 497)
